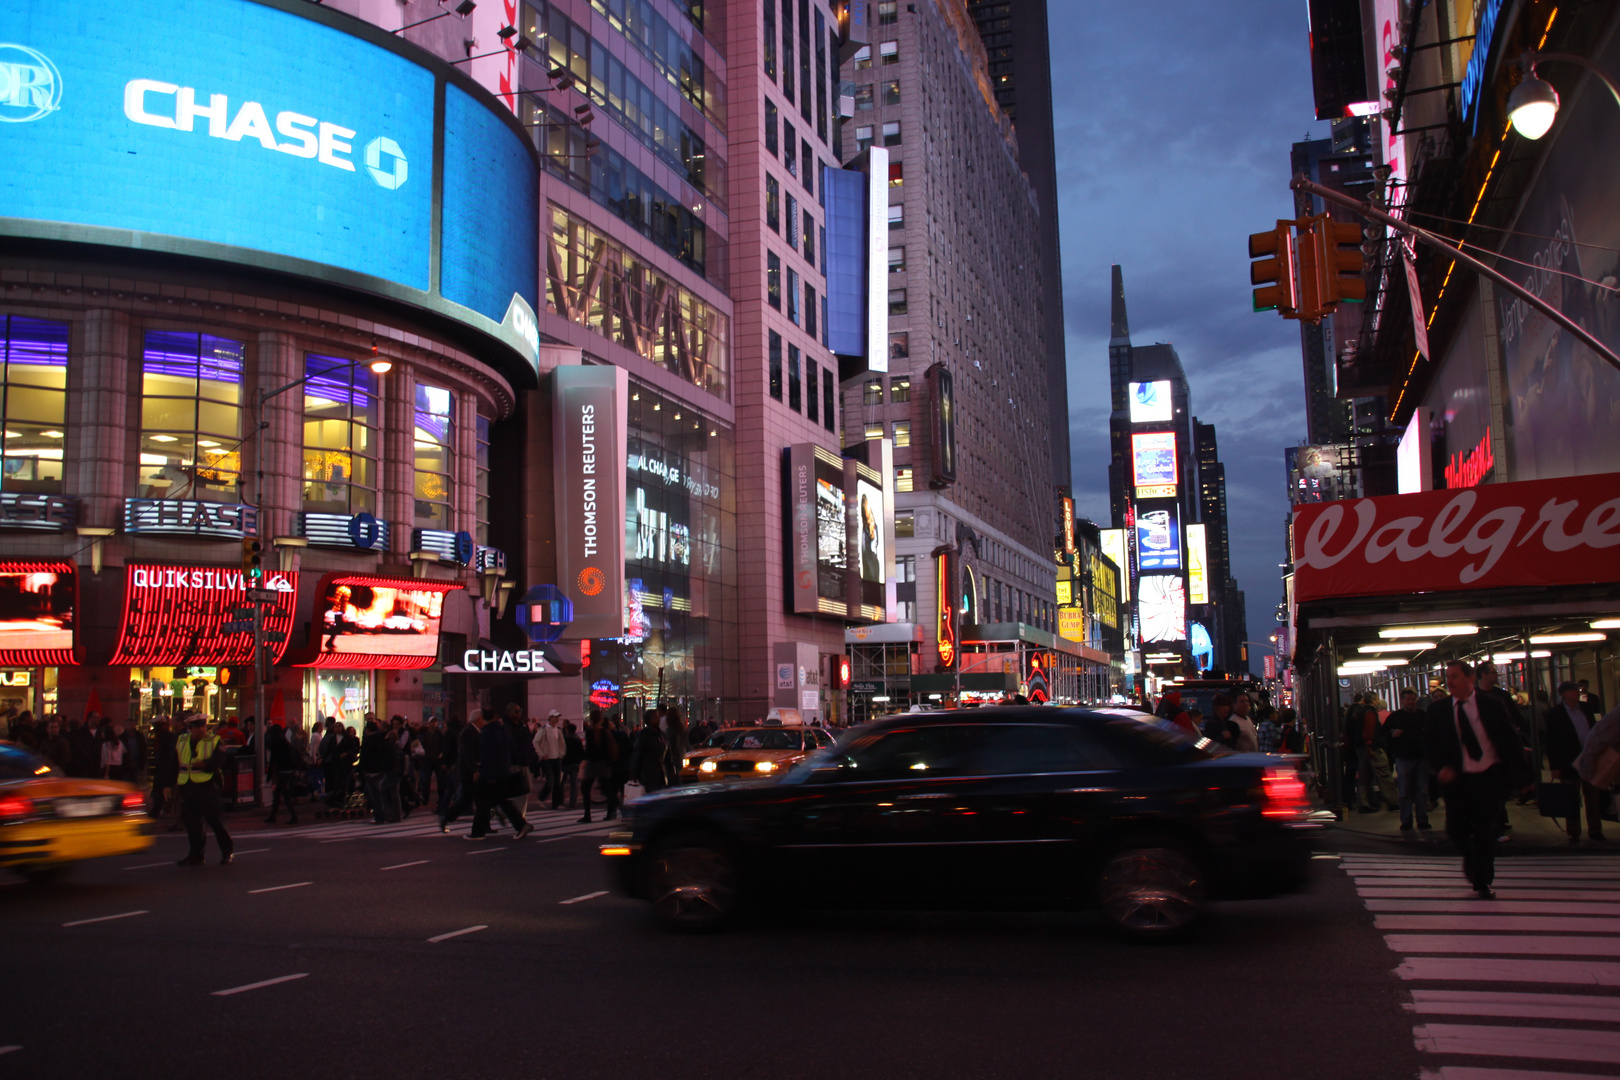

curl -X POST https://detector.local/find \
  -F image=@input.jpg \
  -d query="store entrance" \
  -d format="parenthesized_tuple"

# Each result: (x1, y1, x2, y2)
(129, 666, 240, 724)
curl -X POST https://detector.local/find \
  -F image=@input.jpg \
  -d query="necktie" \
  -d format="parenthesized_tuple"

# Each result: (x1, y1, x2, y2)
(1456, 700, 1483, 761)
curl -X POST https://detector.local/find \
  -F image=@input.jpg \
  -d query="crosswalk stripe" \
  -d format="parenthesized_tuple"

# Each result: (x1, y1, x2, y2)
(1349, 871, 1620, 881)
(1387, 934, 1620, 957)
(1408, 989, 1620, 1024)
(1395, 956, 1620, 985)
(1366, 900, 1620, 916)
(1378, 915, 1620, 933)
(254, 813, 612, 842)
(1359, 890, 1620, 903)
(1412, 1023, 1620, 1066)
(1417, 1067, 1620, 1080)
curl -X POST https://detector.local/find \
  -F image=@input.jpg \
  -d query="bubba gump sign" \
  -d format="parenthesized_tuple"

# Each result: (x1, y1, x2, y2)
(1292, 471, 1620, 603)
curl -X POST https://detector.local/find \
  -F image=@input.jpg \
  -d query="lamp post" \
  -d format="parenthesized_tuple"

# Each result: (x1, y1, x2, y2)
(247, 355, 391, 803)
(1507, 52, 1620, 140)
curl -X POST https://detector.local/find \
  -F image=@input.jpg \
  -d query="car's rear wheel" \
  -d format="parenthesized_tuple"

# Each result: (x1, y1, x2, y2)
(1096, 840, 1205, 940)
(645, 831, 742, 932)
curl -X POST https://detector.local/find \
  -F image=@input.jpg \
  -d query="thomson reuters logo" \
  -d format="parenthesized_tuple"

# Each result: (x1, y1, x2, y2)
(0, 44, 62, 123)
(577, 567, 605, 597)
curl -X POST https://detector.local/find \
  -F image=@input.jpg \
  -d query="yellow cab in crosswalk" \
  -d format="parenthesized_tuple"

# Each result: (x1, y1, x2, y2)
(680, 711, 836, 782)
(1, 741, 152, 880)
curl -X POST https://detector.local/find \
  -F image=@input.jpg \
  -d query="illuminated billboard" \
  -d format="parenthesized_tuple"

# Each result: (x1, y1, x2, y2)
(1131, 432, 1178, 490)
(0, 561, 76, 666)
(1128, 380, 1173, 423)
(554, 365, 628, 639)
(303, 575, 462, 670)
(787, 444, 850, 617)
(1187, 523, 1209, 604)
(0, 0, 540, 375)
(1099, 529, 1128, 603)
(1138, 574, 1187, 643)
(1135, 501, 1181, 572)
(110, 563, 296, 666)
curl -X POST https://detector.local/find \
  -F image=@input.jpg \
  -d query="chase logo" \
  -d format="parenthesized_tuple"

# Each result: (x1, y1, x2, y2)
(0, 44, 62, 123)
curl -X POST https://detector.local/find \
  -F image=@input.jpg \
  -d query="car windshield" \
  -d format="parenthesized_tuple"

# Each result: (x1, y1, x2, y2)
(0, 742, 59, 780)
(731, 730, 801, 751)
(703, 730, 751, 748)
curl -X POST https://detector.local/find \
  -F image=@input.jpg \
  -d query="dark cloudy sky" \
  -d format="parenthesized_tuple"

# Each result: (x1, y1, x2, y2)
(1051, 0, 1333, 653)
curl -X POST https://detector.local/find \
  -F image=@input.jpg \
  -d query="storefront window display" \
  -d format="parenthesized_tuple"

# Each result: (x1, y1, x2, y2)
(583, 381, 736, 722)
(129, 666, 240, 725)
(308, 670, 371, 730)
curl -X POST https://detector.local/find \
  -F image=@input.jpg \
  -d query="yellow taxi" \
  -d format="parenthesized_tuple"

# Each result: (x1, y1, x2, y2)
(678, 727, 757, 780)
(1, 741, 152, 880)
(683, 724, 835, 781)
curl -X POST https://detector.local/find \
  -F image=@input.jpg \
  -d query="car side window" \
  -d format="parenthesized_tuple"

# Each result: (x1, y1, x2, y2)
(974, 724, 1120, 776)
(841, 726, 976, 779)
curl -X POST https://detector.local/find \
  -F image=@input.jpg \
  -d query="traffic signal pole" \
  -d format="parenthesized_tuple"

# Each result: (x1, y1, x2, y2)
(1288, 174, 1620, 374)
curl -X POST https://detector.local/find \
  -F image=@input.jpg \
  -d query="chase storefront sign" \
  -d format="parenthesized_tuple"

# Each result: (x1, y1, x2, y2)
(124, 497, 257, 538)
(552, 365, 627, 639)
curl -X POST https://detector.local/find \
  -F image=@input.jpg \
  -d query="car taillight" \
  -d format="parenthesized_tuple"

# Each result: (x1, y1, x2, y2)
(1261, 767, 1308, 818)
(121, 793, 145, 812)
(0, 795, 33, 821)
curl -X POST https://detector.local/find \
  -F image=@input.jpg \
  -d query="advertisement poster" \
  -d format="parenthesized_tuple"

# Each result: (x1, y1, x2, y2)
(855, 477, 884, 584)
(815, 475, 848, 600)
(1186, 523, 1209, 604)
(1135, 501, 1181, 571)
(1131, 431, 1178, 488)
(553, 365, 628, 638)
(317, 581, 447, 658)
(1128, 380, 1173, 423)
(0, 563, 74, 655)
(1138, 574, 1187, 643)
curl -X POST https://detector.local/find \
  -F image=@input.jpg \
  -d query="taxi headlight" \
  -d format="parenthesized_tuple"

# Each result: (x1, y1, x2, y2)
(699, 760, 717, 773)
(755, 760, 777, 772)
(681, 757, 691, 768)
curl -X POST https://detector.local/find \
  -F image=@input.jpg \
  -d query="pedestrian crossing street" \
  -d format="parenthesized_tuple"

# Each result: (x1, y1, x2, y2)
(1340, 852, 1620, 1080)
(253, 807, 614, 844)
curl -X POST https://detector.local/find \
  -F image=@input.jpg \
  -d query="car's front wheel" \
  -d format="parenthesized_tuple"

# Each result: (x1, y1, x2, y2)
(1096, 840, 1205, 940)
(645, 831, 742, 932)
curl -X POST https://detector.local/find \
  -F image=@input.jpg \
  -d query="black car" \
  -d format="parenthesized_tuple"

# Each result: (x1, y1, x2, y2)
(604, 706, 1317, 938)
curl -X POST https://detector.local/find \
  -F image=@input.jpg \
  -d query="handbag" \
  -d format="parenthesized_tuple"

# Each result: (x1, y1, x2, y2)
(1536, 780, 1580, 818)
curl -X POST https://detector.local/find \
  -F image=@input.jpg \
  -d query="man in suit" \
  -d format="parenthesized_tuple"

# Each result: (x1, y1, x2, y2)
(1545, 680, 1606, 843)
(1426, 660, 1527, 898)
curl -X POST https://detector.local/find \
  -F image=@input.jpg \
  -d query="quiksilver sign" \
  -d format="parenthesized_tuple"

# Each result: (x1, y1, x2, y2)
(552, 365, 627, 640)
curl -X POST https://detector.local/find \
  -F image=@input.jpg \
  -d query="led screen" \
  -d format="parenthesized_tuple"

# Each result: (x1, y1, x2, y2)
(1135, 501, 1181, 571)
(1132, 432, 1178, 487)
(317, 581, 447, 658)
(1129, 380, 1173, 423)
(0, 0, 538, 371)
(1099, 529, 1128, 603)
(0, 565, 73, 652)
(1138, 574, 1187, 643)
(855, 478, 884, 584)
(1186, 522, 1209, 603)
(815, 473, 848, 601)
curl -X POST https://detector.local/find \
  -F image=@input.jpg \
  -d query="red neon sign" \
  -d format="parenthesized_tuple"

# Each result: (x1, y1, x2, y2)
(1444, 427, 1494, 489)
(0, 560, 79, 666)
(936, 552, 956, 668)
(110, 563, 296, 666)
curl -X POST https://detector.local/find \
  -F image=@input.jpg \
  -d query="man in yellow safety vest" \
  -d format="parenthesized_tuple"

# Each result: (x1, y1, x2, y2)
(176, 714, 234, 866)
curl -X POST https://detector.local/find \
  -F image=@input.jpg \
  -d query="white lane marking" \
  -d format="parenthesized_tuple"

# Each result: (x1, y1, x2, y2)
(233, 848, 269, 855)
(535, 829, 611, 844)
(319, 838, 357, 844)
(121, 862, 172, 871)
(1359, 890, 1620, 904)
(1386, 934, 1620, 957)
(247, 882, 312, 894)
(1415, 1067, 1620, 1080)
(381, 860, 429, 871)
(466, 847, 503, 856)
(1408, 989, 1620, 1025)
(1396, 957, 1620, 985)
(62, 910, 149, 928)
(1377, 915, 1620, 933)
(1413, 1023, 1620, 1065)
(211, 973, 308, 997)
(427, 925, 487, 943)
(559, 890, 608, 905)
(1349, 871, 1620, 882)
(0, 1046, 19, 1056)
(1366, 899, 1620, 915)
(1311, 854, 1341, 859)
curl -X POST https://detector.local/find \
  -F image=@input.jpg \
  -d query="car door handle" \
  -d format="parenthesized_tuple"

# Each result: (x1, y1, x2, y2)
(896, 792, 955, 800)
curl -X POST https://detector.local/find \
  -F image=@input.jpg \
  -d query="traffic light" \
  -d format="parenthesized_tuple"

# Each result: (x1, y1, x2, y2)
(1314, 217, 1366, 305)
(1248, 221, 1298, 317)
(836, 655, 851, 690)
(242, 537, 263, 580)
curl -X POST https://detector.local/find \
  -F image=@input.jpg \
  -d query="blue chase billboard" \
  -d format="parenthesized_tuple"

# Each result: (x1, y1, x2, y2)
(0, 0, 540, 377)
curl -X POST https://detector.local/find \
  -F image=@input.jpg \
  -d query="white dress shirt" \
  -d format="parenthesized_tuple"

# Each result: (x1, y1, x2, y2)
(1453, 693, 1499, 774)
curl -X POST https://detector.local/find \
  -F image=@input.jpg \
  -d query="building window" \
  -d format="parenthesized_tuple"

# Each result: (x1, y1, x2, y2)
(766, 175, 780, 231)
(804, 211, 817, 264)
(854, 85, 874, 110)
(0, 315, 68, 495)
(767, 252, 782, 308)
(784, 121, 797, 177)
(882, 121, 901, 146)
(889, 245, 905, 273)
(890, 334, 910, 362)
(413, 383, 454, 530)
(890, 374, 910, 401)
(880, 41, 899, 64)
(895, 515, 914, 538)
(823, 369, 835, 432)
(765, 99, 779, 154)
(801, 140, 814, 195)
(788, 344, 802, 412)
(892, 420, 910, 447)
(806, 283, 818, 338)
(764, 0, 777, 78)
(787, 195, 800, 247)
(888, 288, 907, 315)
(781, 0, 795, 102)
(855, 125, 874, 153)
(877, 1, 897, 24)
(475, 414, 491, 545)
(301, 355, 378, 516)
(806, 361, 818, 422)
(138, 330, 244, 502)
(894, 466, 912, 492)
(863, 379, 883, 405)
(788, 269, 802, 324)
(888, 202, 903, 229)
(864, 421, 885, 440)
(882, 80, 901, 106)
(769, 330, 783, 400)
(853, 45, 872, 69)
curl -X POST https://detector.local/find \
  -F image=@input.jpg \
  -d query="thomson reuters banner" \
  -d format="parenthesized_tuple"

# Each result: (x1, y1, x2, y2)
(553, 365, 628, 639)
(1292, 471, 1620, 604)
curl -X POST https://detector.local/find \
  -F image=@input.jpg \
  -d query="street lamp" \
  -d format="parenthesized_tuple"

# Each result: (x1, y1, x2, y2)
(1507, 52, 1620, 140)
(246, 355, 391, 803)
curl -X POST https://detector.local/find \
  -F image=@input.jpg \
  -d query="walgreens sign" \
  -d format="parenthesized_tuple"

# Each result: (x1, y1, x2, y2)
(1293, 472, 1620, 603)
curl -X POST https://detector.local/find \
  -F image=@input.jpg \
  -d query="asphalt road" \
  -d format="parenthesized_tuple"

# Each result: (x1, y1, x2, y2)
(1, 811, 1419, 1080)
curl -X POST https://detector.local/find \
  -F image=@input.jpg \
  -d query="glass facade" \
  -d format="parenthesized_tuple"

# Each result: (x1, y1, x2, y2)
(302, 355, 378, 515)
(0, 316, 68, 494)
(547, 205, 731, 399)
(138, 331, 244, 502)
(412, 383, 454, 530)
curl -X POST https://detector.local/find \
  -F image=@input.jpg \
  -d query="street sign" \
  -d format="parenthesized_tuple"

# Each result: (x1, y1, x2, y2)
(231, 607, 257, 619)
(245, 588, 279, 603)
(850, 681, 882, 695)
(220, 621, 254, 635)
(262, 630, 287, 643)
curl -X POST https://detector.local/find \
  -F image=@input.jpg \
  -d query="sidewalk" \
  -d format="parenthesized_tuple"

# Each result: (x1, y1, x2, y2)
(1328, 796, 1610, 851)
